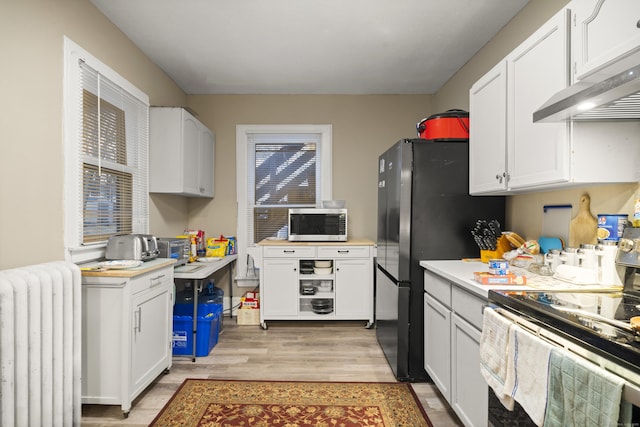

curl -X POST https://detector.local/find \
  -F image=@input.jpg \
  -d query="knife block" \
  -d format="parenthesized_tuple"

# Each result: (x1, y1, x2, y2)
(480, 235, 512, 263)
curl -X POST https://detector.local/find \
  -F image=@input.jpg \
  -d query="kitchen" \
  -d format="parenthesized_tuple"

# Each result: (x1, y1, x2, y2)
(2, 0, 640, 426)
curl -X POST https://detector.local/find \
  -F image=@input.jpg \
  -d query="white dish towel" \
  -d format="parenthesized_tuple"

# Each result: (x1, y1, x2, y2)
(503, 324, 554, 426)
(479, 307, 514, 409)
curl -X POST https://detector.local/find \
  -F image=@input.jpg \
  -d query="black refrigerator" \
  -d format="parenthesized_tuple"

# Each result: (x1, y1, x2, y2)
(376, 138, 505, 381)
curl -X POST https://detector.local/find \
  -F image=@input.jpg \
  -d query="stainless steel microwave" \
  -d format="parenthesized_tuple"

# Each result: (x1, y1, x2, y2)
(288, 208, 347, 242)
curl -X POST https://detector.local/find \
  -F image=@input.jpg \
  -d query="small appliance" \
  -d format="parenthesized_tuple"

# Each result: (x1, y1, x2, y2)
(105, 234, 159, 261)
(157, 237, 190, 266)
(416, 109, 469, 141)
(288, 208, 347, 242)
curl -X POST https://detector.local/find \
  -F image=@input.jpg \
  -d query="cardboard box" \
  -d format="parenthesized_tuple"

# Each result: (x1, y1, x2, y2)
(473, 271, 527, 285)
(236, 308, 260, 325)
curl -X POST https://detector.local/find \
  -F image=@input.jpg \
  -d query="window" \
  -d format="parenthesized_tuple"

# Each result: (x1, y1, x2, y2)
(236, 125, 332, 279)
(64, 37, 149, 263)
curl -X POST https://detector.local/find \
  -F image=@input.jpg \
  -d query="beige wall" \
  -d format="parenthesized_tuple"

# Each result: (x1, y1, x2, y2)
(0, 0, 186, 269)
(180, 95, 434, 241)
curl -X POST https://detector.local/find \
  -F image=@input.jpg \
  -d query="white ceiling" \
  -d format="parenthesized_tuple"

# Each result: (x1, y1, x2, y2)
(90, 0, 529, 95)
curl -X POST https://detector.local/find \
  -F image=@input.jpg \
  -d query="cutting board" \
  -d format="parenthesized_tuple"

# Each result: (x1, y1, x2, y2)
(542, 204, 572, 245)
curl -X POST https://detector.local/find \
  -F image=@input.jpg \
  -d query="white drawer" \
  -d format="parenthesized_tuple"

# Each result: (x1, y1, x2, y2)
(131, 266, 172, 295)
(262, 246, 317, 258)
(317, 246, 370, 258)
(424, 270, 451, 308)
(451, 286, 485, 328)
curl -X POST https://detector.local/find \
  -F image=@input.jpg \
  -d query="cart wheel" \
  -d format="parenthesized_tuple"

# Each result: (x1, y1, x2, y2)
(163, 368, 170, 375)
(123, 410, 130, 419)
(365, 321, 374, 329)
(261, 322, 268, 330)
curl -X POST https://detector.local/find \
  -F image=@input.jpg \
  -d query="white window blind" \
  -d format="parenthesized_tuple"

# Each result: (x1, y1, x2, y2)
(247, 133, 321, 244)
(64, 37, 149, 262)
(78, 61, 148, 244)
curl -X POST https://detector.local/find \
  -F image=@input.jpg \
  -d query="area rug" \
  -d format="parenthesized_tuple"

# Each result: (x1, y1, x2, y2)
(150, 379, 433, 426)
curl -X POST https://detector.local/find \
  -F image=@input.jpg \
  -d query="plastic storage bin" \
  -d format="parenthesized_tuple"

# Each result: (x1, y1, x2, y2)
(173, 301, 223, 317)
(172, 307, 221, 357)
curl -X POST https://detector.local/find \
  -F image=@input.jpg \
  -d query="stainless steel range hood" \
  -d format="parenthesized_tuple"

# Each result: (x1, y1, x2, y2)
(533, 63, 640, 122)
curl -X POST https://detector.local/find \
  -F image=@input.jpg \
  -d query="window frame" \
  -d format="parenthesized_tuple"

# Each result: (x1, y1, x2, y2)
(236, 124, 332, 279)
(63, 37, 150, 263)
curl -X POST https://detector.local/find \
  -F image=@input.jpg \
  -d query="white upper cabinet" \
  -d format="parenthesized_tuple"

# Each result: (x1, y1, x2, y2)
(470, 9, 570, 194)
(572, 0, 640, 81)
(507, 9, 570, 190)
(150, 107, 215, 198)
(469, 61, 507, 194)
(469, 5, 640, 194)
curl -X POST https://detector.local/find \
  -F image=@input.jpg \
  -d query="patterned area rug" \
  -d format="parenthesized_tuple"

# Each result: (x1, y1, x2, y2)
(150, 379, 433, 426)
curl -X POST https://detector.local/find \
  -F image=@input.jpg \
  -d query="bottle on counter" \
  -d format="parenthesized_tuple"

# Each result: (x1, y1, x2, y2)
(633, 191, 640, 227)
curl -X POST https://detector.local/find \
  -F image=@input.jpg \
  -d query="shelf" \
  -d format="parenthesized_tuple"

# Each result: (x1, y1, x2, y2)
(299, 291, 334, 299)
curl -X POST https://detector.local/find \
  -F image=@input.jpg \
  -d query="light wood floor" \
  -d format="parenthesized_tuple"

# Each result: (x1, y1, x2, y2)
(81, 319, 464, 426)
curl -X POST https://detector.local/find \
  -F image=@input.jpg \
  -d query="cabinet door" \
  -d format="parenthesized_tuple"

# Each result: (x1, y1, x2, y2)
(451, 313, 487, 427)
(507, 9, 570, 189)
(573, 0, 640, 81)
(131, 279, 172, 398)
(469, 60, 508, 194)
(334, 259, 371, 318)
(199, 127, 215, 197)
(424, 293, 451, 402)
(182, 113, 201, 195)
(262, 258, 298, 317)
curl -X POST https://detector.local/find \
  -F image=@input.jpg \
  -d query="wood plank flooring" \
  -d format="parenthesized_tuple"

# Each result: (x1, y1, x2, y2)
(81, 319, 464, 426)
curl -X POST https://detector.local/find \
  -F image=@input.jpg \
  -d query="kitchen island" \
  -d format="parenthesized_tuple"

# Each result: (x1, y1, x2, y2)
(257, 239, 375, 329)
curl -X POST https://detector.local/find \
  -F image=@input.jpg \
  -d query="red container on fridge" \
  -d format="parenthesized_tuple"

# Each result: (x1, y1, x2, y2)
(416, 109, 469, 142)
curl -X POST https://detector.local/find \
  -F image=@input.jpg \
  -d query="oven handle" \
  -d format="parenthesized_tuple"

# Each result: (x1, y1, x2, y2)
(550, 305, 637, 334)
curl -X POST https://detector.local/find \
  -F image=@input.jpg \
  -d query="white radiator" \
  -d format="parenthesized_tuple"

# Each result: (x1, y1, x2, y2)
(0, 261, 81, 427)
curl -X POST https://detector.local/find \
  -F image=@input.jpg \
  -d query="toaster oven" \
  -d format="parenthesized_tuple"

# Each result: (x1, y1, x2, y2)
(157, 237, 190, 266)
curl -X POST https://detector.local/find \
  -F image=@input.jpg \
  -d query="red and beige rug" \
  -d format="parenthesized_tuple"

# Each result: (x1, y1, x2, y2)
(150, 379, 433, 426)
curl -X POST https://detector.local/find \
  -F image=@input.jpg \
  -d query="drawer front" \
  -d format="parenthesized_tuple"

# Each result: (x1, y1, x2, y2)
(451, 286, 485, 328)
(316, 246, 370, 258)
(131, 266, 173, 295)
(423, 270, 451, 308)
(262, 246, 316, 258)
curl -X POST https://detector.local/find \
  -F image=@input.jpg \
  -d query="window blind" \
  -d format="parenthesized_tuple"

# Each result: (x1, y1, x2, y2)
(78, 60, 148, 244)
(247, 133, 321, 243)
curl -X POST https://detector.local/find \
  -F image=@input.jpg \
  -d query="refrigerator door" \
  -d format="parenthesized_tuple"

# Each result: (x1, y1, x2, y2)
(377, 140, 412, 282)
(375, 265, 411, 380)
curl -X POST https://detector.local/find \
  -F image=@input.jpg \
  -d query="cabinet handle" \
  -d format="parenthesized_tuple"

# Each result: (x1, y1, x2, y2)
(283, 250, 295, 254)
(135, 307, 142, 333)
(337, 250, 350, 254)
(636, 19, 640, 28)
(150, 274, 165, 287)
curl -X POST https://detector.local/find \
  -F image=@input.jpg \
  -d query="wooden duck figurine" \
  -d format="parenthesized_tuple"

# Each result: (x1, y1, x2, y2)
(569, 193, 597, 247)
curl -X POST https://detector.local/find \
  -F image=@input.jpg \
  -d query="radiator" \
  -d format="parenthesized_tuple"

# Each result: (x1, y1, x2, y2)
(0, 261, 81, 427)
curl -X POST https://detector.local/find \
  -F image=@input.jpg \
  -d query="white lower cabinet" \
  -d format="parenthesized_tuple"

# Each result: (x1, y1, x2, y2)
(259, 243, 374, 328)
(81, 265, 174, 417)
(424, 293, 451, 399)
(423, 270, 487, 427)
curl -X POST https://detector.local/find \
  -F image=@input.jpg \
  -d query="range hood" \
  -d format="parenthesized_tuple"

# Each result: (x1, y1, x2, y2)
(533, 63, 640, 122)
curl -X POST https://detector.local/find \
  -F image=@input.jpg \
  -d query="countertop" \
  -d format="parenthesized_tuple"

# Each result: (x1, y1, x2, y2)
(80, 258, 176, 278)
(420, 260, 534, 299)
(419, 259, 621, 299)
(257, 238, 375, 246)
